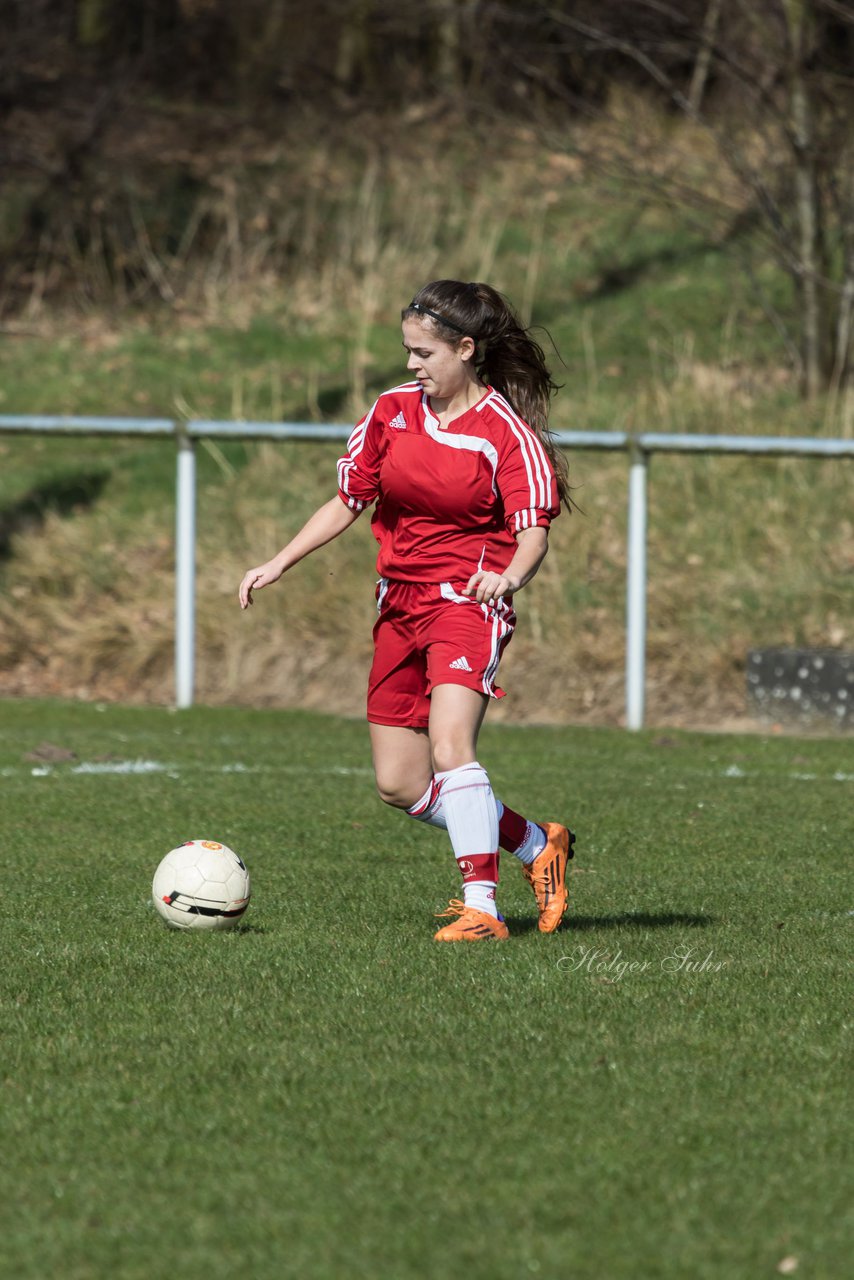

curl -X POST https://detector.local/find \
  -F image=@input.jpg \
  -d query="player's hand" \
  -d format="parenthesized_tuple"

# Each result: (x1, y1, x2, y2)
(462, 570, 518, 606)
(238, 560, 284, 609)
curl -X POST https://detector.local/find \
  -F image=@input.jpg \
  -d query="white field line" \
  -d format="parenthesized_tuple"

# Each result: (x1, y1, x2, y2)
(73, 760, 170, 774)
(1, 760, 375, 779)
(0, 760, 851, 783)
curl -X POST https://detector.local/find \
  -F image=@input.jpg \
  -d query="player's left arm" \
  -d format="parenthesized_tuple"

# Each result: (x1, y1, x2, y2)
(463, 527, 549, 606)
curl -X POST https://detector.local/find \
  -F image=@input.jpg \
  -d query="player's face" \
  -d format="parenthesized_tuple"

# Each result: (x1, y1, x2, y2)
(402, 318, 472, 401)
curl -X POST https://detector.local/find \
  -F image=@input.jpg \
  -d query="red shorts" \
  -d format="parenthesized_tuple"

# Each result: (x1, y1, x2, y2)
(367, 579, 517, 728)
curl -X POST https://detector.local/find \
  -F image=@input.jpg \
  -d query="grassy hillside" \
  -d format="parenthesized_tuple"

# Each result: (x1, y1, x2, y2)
(1, 114, 852, 729)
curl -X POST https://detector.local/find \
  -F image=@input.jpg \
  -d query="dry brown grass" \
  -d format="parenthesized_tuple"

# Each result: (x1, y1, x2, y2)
(13, 110, 545, 354)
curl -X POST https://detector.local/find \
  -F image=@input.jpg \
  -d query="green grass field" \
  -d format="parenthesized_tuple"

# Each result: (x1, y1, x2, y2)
(1, 699, 850, 1279)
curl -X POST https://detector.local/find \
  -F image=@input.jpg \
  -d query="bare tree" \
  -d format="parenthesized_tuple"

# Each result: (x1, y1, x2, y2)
(687, 0, 724, 113)
(532, 0, 854, 401)
(5, 0, 854, 387)
(782, 0, 827, 396)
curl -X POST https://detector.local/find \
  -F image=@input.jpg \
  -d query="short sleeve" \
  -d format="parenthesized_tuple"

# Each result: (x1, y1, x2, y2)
(495, 421, 560, 535)
(337, 400, 382, 512)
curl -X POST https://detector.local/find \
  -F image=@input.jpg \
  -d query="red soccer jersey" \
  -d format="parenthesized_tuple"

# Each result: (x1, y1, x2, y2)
(337, 382, 560, 583)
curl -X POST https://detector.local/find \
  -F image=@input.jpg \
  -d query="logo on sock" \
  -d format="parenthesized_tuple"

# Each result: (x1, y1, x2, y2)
(457, 854, 499, 883)
(449, 655, 473, 671)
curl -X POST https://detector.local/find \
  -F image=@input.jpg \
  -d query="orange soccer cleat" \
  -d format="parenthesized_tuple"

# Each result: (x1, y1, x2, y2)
(522, 824, 575, 933)
(433, 899, 510, 942)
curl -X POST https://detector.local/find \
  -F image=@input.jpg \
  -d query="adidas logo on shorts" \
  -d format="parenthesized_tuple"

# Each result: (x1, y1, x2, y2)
(449, 655, 473, 671)
(389, 411, 407, 430)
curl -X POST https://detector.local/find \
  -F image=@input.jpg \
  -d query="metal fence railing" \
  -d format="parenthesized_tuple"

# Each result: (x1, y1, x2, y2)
(2, 414, 853, 729)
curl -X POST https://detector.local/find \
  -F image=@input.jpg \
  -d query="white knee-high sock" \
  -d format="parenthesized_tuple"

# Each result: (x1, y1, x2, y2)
(406, 778, 447, 828)
(433, 762, 500, 917)
(407, 781, 546, 866)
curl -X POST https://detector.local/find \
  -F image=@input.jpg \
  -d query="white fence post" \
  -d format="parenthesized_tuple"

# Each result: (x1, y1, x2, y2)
(175, 428, 196, 709)
(626, 440, 648, 731)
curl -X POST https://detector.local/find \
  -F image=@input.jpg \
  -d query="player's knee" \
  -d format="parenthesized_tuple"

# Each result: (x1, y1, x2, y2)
(430, 735, 476, 775)
(375, 778, 416, 810)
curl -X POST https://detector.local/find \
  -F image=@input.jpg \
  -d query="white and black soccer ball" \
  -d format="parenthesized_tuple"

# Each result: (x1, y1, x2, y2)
(152, 840, 251, 931)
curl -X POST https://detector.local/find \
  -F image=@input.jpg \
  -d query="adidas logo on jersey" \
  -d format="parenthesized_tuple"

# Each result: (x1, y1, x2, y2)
(449, 655, 473, 671)
(389, 411, 407, 430)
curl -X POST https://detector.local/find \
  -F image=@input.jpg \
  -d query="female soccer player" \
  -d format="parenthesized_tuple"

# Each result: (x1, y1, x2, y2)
(239, 279, 574, 940)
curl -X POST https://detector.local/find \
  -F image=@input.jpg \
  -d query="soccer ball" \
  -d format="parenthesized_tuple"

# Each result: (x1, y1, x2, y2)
(152, 840, 251, 931)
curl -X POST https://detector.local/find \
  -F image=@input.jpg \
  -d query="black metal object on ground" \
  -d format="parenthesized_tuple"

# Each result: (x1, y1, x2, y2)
(747, 649, 854, 727)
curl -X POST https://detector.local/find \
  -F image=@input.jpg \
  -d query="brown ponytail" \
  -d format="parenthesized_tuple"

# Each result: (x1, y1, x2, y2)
(403, 280, 570, 509)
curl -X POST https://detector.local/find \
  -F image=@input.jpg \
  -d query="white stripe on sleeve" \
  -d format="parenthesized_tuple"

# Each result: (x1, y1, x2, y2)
(488, 393, 551, 511)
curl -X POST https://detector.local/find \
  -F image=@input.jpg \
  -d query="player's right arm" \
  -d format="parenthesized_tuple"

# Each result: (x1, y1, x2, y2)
(240, 397, 386, 609)
(238, 495, 360, 609)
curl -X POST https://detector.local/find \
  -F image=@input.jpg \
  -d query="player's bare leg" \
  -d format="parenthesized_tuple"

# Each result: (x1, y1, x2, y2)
(369, 723, 433, 811)
(426, 682, 489, 774)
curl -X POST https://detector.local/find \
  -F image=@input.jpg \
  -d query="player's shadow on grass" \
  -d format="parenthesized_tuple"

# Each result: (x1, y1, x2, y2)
(511, 911, 714, 934)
